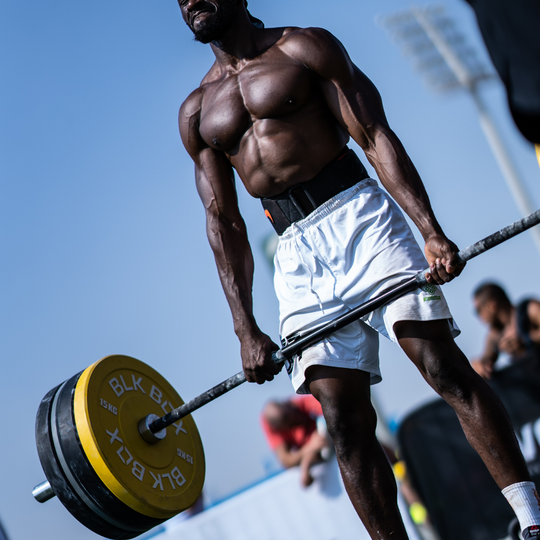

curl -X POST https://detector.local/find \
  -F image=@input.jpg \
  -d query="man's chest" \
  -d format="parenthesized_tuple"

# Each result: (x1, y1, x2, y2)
(198, 61, 317, 150)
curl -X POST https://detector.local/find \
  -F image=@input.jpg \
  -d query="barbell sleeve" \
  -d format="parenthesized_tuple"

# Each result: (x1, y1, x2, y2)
(32, 480, 55, 503)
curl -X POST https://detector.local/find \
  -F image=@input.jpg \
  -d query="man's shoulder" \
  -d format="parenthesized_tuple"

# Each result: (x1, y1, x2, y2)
(180, 86, 203, 118)
(178, 85, 207, 152)
(180, 61, 221, 115)
(277, 26, 349, 74)
(278, 26, 340, 53)
(279, 26, 335, 42)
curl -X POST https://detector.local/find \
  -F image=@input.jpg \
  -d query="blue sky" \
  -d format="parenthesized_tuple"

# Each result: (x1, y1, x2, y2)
(1, 0, 539, 538)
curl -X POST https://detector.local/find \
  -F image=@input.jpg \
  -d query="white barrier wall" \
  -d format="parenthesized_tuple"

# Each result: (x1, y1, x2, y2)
(145, 457, 422, 540)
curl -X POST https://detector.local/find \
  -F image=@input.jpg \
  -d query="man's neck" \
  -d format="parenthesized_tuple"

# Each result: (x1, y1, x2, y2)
(210, 20, 264, 68)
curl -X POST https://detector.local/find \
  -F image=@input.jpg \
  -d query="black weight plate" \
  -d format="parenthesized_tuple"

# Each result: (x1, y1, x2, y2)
(36, 375, 163, 539)
(55, 373, 165, 536)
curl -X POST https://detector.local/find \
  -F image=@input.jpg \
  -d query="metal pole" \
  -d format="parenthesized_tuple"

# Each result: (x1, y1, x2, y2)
(412, 8, 540, 255)
(411, 8, 474, 90)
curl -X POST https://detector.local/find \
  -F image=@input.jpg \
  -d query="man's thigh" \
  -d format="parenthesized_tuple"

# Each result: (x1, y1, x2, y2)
(305, 365, 373, 416)
(394, 318, 459, 354)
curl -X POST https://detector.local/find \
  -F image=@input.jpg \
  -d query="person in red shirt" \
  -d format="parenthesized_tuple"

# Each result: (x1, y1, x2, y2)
(261, 395, 332, 487)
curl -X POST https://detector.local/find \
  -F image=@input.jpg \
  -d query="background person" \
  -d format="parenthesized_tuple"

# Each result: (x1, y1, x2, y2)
(472, 282, 540, 379)
(261, 395, 332, 487)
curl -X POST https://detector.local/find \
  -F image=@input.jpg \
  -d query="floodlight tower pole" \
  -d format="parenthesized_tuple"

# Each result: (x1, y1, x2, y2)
(382, 6, 540, 254)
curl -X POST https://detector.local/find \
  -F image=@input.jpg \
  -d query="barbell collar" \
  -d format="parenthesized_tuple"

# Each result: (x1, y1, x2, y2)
(138, 414, 167, 445)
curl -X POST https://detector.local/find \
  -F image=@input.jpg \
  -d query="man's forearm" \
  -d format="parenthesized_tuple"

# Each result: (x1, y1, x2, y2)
(364, 130, 444, 241)
(206, 210, 259, 338)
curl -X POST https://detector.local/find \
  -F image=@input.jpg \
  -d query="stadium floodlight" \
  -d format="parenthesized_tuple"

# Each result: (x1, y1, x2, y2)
(378, 4, 540, 254)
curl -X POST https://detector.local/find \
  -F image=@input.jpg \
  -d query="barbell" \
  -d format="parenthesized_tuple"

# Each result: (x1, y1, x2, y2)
(32, 209, 540, 538)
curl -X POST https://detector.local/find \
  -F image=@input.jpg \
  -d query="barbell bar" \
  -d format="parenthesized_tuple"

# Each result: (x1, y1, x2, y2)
(32, 208, 540, 538)
(140, 207, 540, 441)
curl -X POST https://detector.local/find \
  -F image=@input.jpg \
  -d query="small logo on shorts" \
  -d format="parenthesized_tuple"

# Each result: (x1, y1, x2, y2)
(422, 284, 438, 295)
(421, 284, 441, 301)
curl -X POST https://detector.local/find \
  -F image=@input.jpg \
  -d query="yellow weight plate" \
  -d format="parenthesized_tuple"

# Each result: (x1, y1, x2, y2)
(73, 355, 205, 519)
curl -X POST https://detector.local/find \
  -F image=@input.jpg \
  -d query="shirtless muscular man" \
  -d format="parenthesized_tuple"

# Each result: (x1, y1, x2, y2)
(177, 1, 540, 538)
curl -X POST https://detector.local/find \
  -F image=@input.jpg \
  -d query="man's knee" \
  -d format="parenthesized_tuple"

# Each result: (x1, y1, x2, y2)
(423, 355, 478, 403)
(323, 399, 377, 456)
(395, 319, 477, 402)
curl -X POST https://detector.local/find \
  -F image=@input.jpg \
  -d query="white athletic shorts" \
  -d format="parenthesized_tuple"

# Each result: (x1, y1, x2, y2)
(273, 178, 460, 394)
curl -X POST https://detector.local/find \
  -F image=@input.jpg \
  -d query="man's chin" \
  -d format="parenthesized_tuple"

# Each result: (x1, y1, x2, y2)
(191, 23, 220, 44)
(193, 31, 217, 44)
(189, 2, 238, 44)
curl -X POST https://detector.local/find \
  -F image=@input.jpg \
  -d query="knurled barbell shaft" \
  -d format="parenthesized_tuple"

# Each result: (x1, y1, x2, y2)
(145, 208, 540, 436)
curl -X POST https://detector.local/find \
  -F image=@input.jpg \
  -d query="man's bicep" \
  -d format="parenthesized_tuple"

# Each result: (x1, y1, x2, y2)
(178, 95, 240, 221)
(194, 148, 239, 222)
(179, 93, 202, 152)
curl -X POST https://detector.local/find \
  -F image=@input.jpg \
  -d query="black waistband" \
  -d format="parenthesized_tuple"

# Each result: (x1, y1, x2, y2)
(261, 147, 369, 235)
